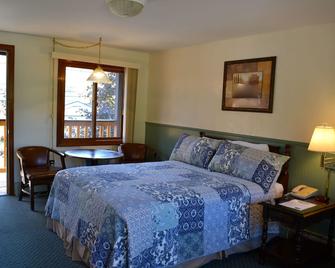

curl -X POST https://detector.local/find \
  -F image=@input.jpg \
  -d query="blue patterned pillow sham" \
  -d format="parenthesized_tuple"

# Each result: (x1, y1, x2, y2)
(169, 134, 222, 168)
(208, 141, 289, 193)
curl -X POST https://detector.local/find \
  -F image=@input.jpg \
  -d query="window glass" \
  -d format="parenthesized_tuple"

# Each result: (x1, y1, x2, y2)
(57, 60, 124, 146)
(64, 67, 93, 139)
(0, 55, 6, 119)
(96, 72, 121, 138)
(0, 55, 6, 171)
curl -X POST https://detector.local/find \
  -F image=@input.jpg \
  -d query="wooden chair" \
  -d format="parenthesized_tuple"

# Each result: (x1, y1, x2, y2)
(118, 143, 156, 163)
(16, 146, 66, 211)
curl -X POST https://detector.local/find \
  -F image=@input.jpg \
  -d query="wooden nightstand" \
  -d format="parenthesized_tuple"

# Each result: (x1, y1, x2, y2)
(259, 197, 335, 266)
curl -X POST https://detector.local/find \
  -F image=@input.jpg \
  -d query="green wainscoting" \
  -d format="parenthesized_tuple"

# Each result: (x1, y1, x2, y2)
(145, 121, 335, 237)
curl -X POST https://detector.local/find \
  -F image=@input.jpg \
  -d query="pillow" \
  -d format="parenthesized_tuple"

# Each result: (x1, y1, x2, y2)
(170, 134, 221, 168)
(208, 141, 289, 193)
(229, 140, 269, 152)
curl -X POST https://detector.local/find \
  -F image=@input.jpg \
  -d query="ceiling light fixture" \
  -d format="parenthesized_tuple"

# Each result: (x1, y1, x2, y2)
(105, 0, 146, 17)
(87, 37, 112, 84)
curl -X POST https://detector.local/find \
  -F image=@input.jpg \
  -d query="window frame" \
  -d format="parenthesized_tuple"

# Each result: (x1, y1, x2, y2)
(57, 59, 124, 147)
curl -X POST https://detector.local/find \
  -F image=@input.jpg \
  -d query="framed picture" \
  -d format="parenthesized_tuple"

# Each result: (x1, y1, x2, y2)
(222, 56, 276, 113)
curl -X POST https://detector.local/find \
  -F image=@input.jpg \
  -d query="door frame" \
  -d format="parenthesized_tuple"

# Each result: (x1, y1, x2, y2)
(0, 44, 14, 195)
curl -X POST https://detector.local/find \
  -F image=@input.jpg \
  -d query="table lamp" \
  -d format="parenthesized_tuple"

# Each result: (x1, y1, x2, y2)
(308, 125, 335, 201)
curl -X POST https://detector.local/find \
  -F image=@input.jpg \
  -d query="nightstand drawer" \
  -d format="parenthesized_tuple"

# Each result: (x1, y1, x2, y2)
(267, 209, 297, 225)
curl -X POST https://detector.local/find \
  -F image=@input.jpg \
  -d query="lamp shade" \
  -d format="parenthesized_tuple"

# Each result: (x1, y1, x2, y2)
(308, 125, 335, 152)
(106, 0, 146, 17)
(87, 66, 112, 84)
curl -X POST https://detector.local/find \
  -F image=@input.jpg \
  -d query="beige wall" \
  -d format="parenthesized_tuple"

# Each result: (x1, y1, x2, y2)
(148, 23, 335, 143)
(0, 31, 149, 185)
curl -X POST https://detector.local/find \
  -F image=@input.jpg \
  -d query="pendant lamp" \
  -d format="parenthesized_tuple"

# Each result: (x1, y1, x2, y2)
(87, 37, 112, 84)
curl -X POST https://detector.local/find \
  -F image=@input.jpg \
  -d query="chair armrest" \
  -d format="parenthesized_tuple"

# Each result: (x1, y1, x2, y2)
(49, 148, 66, 169)
(49, 148, 65, 158)
(16, 151, 28, 180)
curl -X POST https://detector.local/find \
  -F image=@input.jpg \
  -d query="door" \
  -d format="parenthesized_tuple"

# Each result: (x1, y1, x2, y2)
(0, 44, 14, 195)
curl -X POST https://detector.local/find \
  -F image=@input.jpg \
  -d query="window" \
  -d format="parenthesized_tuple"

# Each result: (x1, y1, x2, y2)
(57, 60, 124, 146)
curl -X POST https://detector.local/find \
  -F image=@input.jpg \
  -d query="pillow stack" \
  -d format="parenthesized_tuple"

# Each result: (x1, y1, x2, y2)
(169, 133, 221, 168)
(208, 141, 289, 193)
(170, 134, 290, 193)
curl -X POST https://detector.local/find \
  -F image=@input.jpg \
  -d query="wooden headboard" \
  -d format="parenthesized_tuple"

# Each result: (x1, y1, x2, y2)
(199, 131, 291, 193)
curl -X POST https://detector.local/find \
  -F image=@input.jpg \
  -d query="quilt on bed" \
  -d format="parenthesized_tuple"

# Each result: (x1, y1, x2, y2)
(45, 160, 270, 268)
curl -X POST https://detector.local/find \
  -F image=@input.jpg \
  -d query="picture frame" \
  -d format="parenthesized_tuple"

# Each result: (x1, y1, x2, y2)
(222, 56, 276, 113)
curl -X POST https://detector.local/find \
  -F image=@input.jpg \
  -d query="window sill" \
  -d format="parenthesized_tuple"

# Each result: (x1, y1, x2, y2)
(57, 138, 123, 147)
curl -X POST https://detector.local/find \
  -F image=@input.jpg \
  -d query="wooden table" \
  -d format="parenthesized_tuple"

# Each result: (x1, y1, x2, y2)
(64, 149, 124, 166)
(260, 197, 335, 266)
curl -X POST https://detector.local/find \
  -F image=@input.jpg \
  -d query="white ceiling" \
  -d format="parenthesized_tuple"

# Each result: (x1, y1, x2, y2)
(0, 0, 334, 51)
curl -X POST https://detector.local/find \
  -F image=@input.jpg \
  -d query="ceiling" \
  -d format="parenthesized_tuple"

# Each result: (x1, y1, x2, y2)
(0, 0, 334, 51)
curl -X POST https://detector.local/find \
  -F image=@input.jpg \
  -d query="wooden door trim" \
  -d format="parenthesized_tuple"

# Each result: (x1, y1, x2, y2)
(0, 44, 15, 195)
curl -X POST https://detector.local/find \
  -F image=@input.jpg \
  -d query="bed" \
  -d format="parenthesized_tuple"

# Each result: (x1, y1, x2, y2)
(45, 134, 290, 268)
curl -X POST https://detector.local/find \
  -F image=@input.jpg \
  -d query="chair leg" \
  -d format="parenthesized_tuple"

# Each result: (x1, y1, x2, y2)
(18, 182, 23, 201)
(30, 184, 35, 211)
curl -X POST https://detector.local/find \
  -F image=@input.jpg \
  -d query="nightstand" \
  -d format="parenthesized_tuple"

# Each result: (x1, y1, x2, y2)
(259, 197, 335, 266)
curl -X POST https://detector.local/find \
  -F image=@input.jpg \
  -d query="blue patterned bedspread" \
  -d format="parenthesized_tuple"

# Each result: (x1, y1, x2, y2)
(45, 160, 269, 267)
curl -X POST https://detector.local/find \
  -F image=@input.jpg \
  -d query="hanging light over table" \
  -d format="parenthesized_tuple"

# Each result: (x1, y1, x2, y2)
(87, 37, 112, 84)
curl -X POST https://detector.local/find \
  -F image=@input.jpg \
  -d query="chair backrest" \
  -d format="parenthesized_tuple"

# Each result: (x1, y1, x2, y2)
(16, 146, 50, 168)
(118, 143, 147, 163)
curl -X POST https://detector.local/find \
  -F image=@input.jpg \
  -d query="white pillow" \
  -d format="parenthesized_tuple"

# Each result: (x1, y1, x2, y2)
(229, 140, 269, 152)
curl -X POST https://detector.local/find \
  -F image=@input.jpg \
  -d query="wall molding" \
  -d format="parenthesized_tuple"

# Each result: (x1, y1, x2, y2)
(51, 52, 141, 69)
(146, 121, 308, 147)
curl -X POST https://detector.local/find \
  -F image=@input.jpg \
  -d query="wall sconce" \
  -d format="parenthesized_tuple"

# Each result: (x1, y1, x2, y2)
(308, 124, 335, 202)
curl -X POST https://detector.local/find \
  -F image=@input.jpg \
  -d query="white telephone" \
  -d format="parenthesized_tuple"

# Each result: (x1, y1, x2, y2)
(290, 185, 319, 200)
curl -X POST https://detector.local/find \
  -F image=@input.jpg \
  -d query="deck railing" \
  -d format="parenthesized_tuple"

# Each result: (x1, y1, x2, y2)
(0, 119, 6, 172)
(64, 120, 119, 139)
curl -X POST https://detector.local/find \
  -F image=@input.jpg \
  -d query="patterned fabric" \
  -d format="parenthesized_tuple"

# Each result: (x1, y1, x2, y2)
(45, 161, 272, 268)
(169, 134, 221, 168)
(208, 141, 289, 193)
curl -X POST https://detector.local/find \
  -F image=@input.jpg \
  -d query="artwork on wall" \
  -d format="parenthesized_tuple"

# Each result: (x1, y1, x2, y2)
(222, 56, 276, 113)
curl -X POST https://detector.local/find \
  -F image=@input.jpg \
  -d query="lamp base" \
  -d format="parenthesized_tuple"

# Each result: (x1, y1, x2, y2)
(314, 195, 329, 204)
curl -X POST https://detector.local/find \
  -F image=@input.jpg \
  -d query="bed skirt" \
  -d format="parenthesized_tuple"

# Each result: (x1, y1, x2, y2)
(47, 218, 91, 266)
(47, 215, 279, 268)
(47, 217, 220, 267)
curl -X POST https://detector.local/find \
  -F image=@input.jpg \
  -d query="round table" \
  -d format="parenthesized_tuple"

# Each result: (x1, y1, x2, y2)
(64, 149, 124, 166)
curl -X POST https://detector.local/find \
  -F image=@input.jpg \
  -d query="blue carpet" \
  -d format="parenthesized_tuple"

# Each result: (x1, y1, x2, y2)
(0, 195, 334, 268)
(0, 195, 85, 268)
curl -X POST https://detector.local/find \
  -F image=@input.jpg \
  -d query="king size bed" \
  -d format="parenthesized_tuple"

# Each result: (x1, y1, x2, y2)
(45, 134, 290, 268)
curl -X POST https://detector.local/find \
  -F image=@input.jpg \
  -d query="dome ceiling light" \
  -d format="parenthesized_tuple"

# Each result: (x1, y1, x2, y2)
(105, 0, 146, 17)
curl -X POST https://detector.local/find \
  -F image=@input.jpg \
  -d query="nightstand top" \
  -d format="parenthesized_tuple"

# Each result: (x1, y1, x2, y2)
(262, 197, 335, 218)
